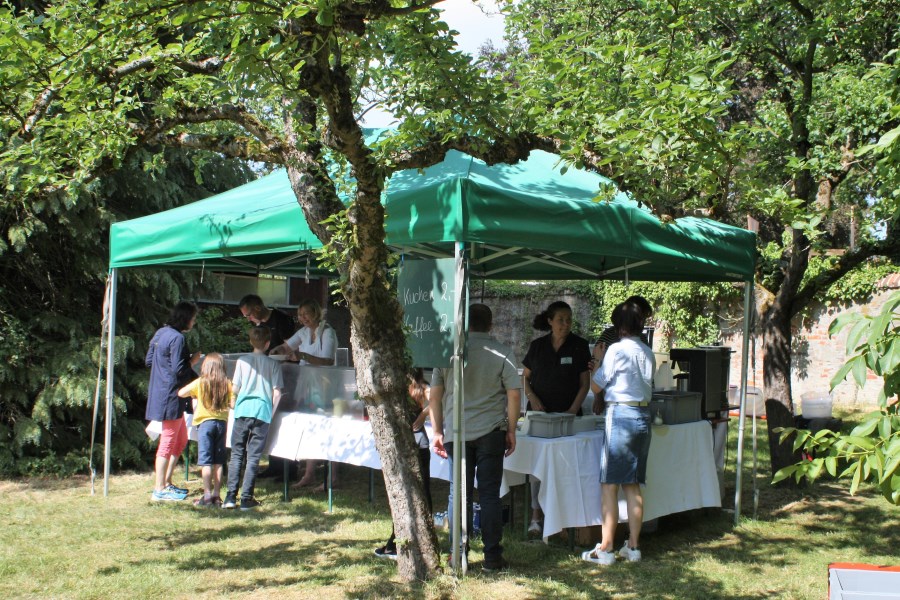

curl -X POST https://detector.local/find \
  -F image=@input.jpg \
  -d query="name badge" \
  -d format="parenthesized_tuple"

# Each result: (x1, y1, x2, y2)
(560, 356, 573, 365)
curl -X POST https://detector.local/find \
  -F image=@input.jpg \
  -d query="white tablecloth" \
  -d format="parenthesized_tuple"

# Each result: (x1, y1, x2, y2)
(430, 421, 721, 538)
(163, 412, 720, 539)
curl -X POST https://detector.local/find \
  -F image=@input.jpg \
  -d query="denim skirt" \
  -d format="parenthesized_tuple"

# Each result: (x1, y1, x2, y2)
(600, 404, 652, 484)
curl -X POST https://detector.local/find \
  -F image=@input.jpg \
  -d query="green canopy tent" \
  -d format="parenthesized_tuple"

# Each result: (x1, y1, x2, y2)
(103, 150, 757, 540)
(384, 150, 754, 282)
(109, 150, 755, 282)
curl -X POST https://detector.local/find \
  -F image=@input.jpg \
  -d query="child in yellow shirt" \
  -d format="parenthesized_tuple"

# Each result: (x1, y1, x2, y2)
(178, 353, 233, 507)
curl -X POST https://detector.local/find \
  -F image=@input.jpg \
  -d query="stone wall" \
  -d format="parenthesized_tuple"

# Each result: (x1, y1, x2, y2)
(471, 290, 594, 364)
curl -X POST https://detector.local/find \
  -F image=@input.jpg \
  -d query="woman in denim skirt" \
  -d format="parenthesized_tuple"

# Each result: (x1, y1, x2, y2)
(583, 301, 655, 566)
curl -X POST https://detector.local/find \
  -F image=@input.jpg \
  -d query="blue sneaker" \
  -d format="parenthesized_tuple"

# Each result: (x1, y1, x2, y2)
(165, 484, 189, 496)
(151, 489, 184, 502)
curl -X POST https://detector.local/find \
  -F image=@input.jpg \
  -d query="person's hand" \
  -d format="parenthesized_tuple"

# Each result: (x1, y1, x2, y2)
(529, 394, 545, 412)
(592, 393, 606, 415)
(505, 428, 516, 457)
(432, 432, 448, 459)
(190, 351, 202, 366)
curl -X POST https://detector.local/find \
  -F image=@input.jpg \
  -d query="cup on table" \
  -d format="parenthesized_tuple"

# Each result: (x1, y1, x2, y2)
(332, 398, 346, 418)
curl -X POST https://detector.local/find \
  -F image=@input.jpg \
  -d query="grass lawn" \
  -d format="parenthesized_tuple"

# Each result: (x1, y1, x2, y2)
(2, 411, 898, 599)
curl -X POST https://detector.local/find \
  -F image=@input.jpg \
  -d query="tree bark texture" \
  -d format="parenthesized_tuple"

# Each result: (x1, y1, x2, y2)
(345, 187, 442, 580)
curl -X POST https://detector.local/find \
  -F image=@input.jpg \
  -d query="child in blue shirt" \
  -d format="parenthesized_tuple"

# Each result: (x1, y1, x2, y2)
(223, 327, 284, 510)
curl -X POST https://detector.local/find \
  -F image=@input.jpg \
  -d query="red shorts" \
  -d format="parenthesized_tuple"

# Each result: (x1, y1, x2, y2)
(157, 418, 188, 459)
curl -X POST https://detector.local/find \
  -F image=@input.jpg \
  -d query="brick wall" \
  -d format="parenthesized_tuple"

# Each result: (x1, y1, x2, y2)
(721, 275, 899, 408)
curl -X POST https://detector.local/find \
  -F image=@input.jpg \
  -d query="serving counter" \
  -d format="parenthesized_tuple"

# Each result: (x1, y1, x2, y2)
(429, 420, 722, 538)
(167, 361, 720, 539)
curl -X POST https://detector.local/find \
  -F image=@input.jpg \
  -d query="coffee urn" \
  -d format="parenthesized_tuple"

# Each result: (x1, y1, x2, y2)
(668, 346, 732, 418)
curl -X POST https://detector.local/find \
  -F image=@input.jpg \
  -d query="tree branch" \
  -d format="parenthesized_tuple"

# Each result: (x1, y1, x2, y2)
(110, 54, 226, 79)
(154, 132, 281, 163)
(792, 231, 900, 316)
(19, 86, 58, 140)
(133, 104, 284, 156)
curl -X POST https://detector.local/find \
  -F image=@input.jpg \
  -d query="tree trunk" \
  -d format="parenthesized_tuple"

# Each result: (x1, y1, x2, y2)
(343, 185, 442, 581)
(760, 172, 811, 475)
(282, 135, 442, 578)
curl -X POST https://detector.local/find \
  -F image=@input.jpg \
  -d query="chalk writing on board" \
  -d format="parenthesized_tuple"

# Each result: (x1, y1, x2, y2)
(405, 314, 436, 338)
(403, 286, 435, 306)
(397, 258, 456, 367)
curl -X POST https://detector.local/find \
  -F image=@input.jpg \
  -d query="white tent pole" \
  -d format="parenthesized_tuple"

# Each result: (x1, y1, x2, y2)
(733, 279, 754, 524)
(450, 243, 469, 574)
(103, 268, 118, 497)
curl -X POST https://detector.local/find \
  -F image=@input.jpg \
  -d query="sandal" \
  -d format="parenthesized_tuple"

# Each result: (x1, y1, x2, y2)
(581, 544, 616, 566)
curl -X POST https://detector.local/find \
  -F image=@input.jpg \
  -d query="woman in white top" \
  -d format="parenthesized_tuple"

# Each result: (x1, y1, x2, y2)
(271, 299, 337, 366)
(583, 301, 655, 566)
(271, 299, 339, 489)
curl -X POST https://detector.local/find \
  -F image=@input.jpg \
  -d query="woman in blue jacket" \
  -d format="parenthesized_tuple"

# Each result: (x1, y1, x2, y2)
(146, 301, 201, 501)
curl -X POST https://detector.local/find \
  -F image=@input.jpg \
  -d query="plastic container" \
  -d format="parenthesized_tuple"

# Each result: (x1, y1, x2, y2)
(801, 391, 833, 419)
(527, 412, 575, 438)
(654, 361, 674, 390)
(728, 386, 765, 417)
(649, 390, 702, 424)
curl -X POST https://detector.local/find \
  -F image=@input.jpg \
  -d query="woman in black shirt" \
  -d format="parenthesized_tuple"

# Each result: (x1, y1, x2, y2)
(522, 300, 591, 534)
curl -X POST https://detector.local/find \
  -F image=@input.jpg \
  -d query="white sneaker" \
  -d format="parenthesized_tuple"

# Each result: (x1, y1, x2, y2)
(582, 544, 616, 566)
(528, 520, 542, 535)
(619, 543, 641, 562)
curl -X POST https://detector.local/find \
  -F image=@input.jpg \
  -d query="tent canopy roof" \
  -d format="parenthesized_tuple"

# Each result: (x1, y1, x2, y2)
(109, 150, 756, 282)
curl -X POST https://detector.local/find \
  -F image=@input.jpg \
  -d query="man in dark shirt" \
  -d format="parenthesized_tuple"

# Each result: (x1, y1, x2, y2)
(238, 294, 295, 352)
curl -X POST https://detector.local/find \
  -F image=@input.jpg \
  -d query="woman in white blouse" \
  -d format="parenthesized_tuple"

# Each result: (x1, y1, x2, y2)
(271, 299, 339, 489)
(271, 299, 337, 366)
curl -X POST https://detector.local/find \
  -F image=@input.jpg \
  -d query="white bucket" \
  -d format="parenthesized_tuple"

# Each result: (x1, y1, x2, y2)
(801, 391, 833, 419)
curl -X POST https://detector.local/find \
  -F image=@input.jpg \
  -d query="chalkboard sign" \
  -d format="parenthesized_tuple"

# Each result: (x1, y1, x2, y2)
(398, 258, 457, 367)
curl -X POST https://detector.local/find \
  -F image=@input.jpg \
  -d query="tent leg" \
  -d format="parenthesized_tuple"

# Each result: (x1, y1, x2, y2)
(733, 280, 753, 525)
(450, 243, 469, 575)
(104, 268, 118, 497)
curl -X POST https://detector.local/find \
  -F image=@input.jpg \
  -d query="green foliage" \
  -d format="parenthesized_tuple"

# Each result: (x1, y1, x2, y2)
(811, 257, 900, 306)
(588, 280, 741, 349)
(186, 306, 250, 356)
(774, 291, 900, 503)
(0, 148, 253, 476)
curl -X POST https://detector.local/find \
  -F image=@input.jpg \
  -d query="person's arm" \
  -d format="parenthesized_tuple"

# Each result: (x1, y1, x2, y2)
(569, 369, 590, 414)
(172, 334, 196, 385)
(269, 342, 292, 356)
(177, 378, 199, 398)
(522, 367, 545, 412)
(296, 350, 333, 366)
(505, 389, 520, 457)
(589, 342, 608, 395)
(272, 387, 282, 412)
(430, 384, 447, 459)
(145, 331, 158, 368)
(273, 328, 302, 357)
